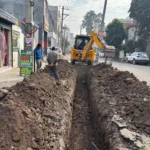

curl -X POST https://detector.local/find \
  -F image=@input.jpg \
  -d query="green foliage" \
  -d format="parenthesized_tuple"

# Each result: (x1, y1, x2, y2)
(125, 40, 136, 53)
(129, 0, 150, 50)
(82, 10, 102, 35)
(105, 19, 126, 49)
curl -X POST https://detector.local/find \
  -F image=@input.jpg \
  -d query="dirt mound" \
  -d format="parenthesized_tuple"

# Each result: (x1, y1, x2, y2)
(42, 59, 75, 79)
(0, 60, 76, 150)
(89, 63, 150, 149)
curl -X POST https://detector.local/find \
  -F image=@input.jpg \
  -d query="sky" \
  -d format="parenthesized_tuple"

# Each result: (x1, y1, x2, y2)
(48, 0, 132, 35)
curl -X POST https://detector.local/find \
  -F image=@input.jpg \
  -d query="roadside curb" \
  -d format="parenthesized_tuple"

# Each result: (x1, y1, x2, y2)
(0, 78, 24, 89)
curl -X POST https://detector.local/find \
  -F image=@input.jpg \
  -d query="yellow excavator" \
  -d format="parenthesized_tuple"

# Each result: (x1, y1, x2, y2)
(70, 30, 115, 65)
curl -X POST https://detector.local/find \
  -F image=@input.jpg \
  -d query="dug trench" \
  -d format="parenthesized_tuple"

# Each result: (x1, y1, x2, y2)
(0, 61, 150, 150)
(68, 65, 100, 150)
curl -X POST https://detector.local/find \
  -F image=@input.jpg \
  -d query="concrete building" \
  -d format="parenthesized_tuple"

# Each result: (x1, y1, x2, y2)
(48, 6, 61, 47)
(119, 18, 136, 28)
(0, 0, 49, 56)
(62, 26, 71, 53)
(70, 33, 75, 50)
(126, 24, 138, 41)
(12, 25, 24, 68)
(0, 8, 17, 69)
(120, 18, 138, 43)
(63, 26, 70, 41)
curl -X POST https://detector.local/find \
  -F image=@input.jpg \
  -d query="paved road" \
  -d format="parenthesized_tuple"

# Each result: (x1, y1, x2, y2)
(99, 58, 150, 86)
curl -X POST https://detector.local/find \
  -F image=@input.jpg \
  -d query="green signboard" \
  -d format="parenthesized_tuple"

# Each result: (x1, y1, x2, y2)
(20, 50, 33, 77)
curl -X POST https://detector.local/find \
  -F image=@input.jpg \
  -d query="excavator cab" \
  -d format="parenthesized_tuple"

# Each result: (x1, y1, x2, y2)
(71, 31, 116, 65)
(71, 35, 95, 65)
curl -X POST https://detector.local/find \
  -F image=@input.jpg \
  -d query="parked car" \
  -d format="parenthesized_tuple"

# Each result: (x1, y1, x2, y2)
(94, 47, 104, 58)
(126, 52, 149, 65)
(99, 52, 104, 57)
(47, 47, 63, 56)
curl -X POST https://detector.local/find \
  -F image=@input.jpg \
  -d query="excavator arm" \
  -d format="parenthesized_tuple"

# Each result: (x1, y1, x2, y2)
(82, 31, 103, 61)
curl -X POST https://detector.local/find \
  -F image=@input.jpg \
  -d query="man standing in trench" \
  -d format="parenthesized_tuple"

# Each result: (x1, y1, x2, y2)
(47, 47, 59, 82)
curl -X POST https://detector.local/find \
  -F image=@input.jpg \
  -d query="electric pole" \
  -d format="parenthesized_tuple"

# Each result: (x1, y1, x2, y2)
(61, 6, 64, 54)
(61, 6, 69, 55)
(25, 0, 35, 72)
(101, 0, 108, 30)
(80, 25, 82, 34)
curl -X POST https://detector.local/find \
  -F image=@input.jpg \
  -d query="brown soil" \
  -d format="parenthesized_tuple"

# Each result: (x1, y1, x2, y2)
(0, 60, 76, 150)
(89, 63, 150, 149)
(1, 61, 150, 150)
(69, 65, 99, 150)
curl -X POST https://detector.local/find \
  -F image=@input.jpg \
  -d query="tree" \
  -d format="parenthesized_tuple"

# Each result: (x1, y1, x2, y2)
(125, 40, 136, 53)
(82, 10, 102, 35)
(105, 19, 126, 49)
(129, 0, 150, 50)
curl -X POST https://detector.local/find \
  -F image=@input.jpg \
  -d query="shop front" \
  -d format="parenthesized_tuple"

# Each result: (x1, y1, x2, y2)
(0, 8, 17, 68)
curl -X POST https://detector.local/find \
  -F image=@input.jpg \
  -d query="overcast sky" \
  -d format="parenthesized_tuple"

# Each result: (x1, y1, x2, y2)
(48, 0, 132, 35)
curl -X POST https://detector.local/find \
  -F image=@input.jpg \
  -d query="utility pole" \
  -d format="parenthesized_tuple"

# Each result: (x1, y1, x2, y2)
(101, 0, 108, 30)
(25, 0, 35, 72)
(61, 6, 64, 54)
(80, 25, 82, 34)
(61, 6, 69, 55)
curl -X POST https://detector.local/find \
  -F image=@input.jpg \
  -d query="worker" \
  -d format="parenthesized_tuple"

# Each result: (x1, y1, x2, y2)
(47, 47, 59, 81)
(79, 40, 85, 50)
(34, 43, 42, 72)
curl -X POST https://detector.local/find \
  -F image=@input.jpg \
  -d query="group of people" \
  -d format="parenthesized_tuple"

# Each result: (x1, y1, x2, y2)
(34, 43, 59, 81)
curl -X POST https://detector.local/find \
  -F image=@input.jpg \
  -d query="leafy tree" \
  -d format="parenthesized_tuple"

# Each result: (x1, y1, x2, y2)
(129, 0, 150, 50)
(105, 19, 126, 49)
(125, 40, 136, 53)
(82, 10, 102, 35)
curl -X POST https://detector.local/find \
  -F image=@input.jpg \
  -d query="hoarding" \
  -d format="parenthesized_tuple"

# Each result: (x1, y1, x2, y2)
(98, 30, 104, 38)
(20, 50, 33, 77)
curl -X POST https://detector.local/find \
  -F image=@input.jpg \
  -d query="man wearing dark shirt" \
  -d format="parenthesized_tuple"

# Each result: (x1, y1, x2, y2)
(47, 47, 59, 80)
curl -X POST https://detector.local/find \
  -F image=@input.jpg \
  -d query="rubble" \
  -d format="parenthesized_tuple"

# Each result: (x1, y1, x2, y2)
(89, 63, 150, 150)
(1, 61, 150, 150)
(0, 60, 77, 150)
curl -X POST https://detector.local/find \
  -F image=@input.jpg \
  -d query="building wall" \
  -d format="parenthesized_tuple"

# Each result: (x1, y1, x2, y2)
(12, 25, 24, 68)
(63, 28, 70, 41)
(0, 18, 13, 68)
(127, 27, 136, 41)
(48, 6, 61, 46)
(0, 0, 49, 57)
(69, 33, 75, 50)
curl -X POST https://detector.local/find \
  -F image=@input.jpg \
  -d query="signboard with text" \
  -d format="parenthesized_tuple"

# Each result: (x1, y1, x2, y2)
(98, 30, 104, 38)
(20, 50, 33, 77)
(25, 34, 32, 46)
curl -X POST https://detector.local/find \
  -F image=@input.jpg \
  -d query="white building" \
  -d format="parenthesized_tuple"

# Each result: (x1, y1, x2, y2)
(120, 18, 138, 42)
(48, 6, 61, 47)
(126, 24, 138, 41)
(119, 18, 136, 28)
(63, 26, 70, 42)
(69, 33, 75, 50)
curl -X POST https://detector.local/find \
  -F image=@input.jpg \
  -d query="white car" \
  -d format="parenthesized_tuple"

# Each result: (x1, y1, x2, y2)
(47, 47, 63, 56)
(99, 52, 104, 57)
(126, 52, 149, 65)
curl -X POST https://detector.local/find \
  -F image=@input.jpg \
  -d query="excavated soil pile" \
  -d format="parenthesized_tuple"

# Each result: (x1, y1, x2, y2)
(0, 60, 76, 150)
(42, 60, 74, 80)
(89, 63, 150, 149)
